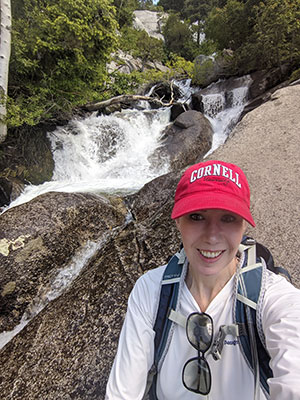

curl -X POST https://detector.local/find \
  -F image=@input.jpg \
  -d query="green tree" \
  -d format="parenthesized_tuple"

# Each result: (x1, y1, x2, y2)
(205, 0, 300, 73)
(114, 0, 138, 27)
(157, 0, 182, 13)
(183, 0, 207, 45)
(134, 31, 165, 68)
(137, 0, 153, 9)
(162, 13, 197, 60)
(120, 26, 165, 64)
(8, 0, 118, 127)
(254, 0, 300, 70)
(205, 0, 251, 51)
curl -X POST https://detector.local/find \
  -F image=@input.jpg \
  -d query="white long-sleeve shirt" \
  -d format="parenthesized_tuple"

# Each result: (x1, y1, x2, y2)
(106, 265, 300, 400)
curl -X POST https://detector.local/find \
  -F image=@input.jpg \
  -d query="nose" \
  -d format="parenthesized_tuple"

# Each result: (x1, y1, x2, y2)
(203, 220, 220, 244)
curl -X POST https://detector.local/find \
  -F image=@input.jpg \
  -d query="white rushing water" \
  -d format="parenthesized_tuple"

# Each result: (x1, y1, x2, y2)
(7, 107, 171, 209)
(5, 76, 252, 210)
(0, 238, 106, 350)
(203, 81, 251, 156)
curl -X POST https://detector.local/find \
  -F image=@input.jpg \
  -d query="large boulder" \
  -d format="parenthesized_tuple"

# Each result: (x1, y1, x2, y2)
(191, 75, 252, 115)
(149, 110, 213, 171)
(0, 191, 127, 333)
(193, 50, 234, 87)
(0, 175, 181, 400)
(107, 50, 169, 74)
(0, 127, 55, 207)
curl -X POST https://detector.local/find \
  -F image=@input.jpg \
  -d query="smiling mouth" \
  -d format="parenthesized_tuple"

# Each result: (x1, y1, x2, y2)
(199, 250, 224, 259)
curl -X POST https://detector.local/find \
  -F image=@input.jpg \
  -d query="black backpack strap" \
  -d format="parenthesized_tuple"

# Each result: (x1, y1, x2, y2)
(144, 250, 186, 400)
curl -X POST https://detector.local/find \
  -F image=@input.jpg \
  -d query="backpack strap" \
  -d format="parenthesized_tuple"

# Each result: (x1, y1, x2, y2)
(235, 242, 272, 399)
(144, 239, 276, 399)
(143, 249, 187, 400)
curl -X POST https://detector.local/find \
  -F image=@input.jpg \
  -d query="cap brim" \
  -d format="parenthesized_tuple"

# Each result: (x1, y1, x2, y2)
(171, 193, 256, 227)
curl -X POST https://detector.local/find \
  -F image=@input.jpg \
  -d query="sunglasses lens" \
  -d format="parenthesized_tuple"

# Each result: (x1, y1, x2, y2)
(186, 313, 213, 352)
(182, 357, 211, 395)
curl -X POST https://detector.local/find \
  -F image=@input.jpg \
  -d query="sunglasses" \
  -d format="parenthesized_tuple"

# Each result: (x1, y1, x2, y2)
(182, 312, 213, 395)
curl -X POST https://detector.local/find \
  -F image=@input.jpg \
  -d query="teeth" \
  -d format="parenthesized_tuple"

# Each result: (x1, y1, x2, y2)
(200, 250, 222, 258)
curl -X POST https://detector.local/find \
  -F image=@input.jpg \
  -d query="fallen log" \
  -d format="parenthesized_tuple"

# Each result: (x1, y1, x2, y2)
(84, 82, 175, 112)
(84, 94, 173, 112)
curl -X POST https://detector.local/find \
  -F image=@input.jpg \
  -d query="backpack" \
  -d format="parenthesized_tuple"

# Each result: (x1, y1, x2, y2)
(143, 236, 291, 400)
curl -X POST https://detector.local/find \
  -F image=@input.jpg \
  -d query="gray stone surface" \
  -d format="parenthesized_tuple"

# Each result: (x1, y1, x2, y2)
(133, 10, 167, 41)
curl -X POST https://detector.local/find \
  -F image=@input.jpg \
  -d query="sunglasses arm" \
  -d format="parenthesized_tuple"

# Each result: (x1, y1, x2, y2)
(168, 310, 244, 362)
(211, 324, 240, 360)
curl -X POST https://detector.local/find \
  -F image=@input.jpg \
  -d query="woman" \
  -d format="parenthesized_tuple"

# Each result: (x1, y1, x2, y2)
(105, 160, 300, 399)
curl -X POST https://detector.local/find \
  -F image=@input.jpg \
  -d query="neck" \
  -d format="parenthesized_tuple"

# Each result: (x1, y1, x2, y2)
(186, 259, 238, 312)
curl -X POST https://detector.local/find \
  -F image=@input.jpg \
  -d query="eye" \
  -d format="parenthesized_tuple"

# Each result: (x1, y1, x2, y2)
(189, 213, 204, 221)
(221, 214, 237, 223)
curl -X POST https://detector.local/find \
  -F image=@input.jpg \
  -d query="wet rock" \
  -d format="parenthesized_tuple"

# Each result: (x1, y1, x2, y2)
(0, 183, 181, 400)
(0, 175, 24, 207)
(170, 103, 190, 121)
(0, 191, 127, 333)
(0, 127, 55, 206)
(149, 110, 213, 171)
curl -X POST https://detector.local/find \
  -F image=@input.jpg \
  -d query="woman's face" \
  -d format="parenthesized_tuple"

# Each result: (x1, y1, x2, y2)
(176, 209, 246, 278)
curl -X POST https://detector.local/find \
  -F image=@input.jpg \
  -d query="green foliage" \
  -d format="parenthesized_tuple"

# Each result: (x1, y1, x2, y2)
(134, 31, 165, 65)
(192, 57, 214, 86)
(162, 14, 198, 61)
(205, 0, 300, 73)
(165, 54, 194, 78)
(197, 38, 218, 56)
(120, 27, 165, 65)
(136, 0, 154, 10)
(254, 0, 300, 69)
(205, 0, 251, 51)
(9, 0, 118, 127)
(114, 0, 138, 28)
(289, 68, 300, 83)
(157, 0, 182, 13)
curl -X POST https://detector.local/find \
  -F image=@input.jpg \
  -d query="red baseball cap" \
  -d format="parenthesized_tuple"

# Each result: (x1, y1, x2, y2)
(171, 160, 255, 227)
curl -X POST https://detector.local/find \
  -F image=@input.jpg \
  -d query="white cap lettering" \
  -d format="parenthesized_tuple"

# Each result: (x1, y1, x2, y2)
(189, 163, 242, 188)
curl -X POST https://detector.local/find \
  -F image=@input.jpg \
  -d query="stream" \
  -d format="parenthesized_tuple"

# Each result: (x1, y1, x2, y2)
(6, 76, 252, 210)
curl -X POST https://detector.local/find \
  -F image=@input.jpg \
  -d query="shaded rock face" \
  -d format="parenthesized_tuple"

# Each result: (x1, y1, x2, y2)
(0, 192, 127, 333)
(149, 110, 213, 171)
(0, 128, 55, 207)
(0, 174, 181, 400)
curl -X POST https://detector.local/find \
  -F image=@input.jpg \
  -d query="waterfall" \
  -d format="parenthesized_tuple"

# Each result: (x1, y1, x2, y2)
(5, 76, 252, 210)
(6, 107, 171, 209)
